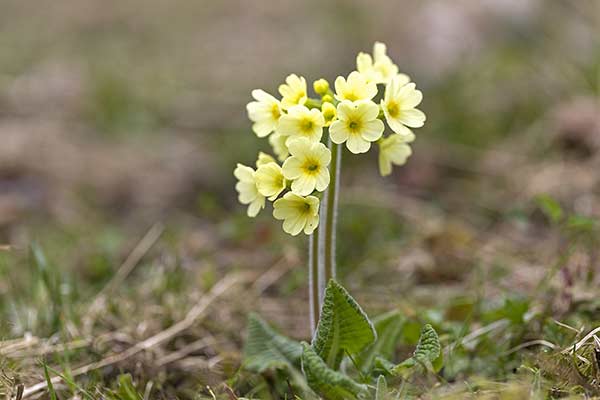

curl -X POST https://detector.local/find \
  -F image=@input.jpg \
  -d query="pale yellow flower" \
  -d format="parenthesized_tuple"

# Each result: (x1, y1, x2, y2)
(278, 74, 308, 110)
(334, 71, 377, 102)
(378, 132, 415, 176)
(273, 192, 320, 236)
(268, 132, 290, 161)
(255, 162, 286, 200)
(329, 100, 384, 154)
(256, 152, 277, 167)
(246, 89, 282, 138)
(282, 138, 331, 196)
(356, 42, 407, 85)
(277, 105, 324, 144)
(381, 77, 426, 136)
(321, 102, 337, 127)
(234, 164, 265, 217)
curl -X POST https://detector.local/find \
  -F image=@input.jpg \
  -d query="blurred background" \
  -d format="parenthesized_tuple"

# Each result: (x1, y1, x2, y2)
(0, 0, 599, 397)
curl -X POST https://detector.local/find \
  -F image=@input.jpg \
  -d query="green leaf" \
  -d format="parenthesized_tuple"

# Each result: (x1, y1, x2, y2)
(356, 310, 404, 372)
(503, 297, 529, 325)
(243, 313, 302, 373)
(566, 214, 597, 232)
(116, 374, 143, 400)
(536, 194, 563, 224)
(375, 375, 389, 400)
(43, 362, 58, 400)
(373, 356, 396, 376)
(312, 280, 377, 369)
(301, 343, 368, 400)
(392, 324, 443, 376)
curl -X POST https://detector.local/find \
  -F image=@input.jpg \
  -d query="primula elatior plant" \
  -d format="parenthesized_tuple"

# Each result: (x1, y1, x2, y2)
(235, 42, 425, 328)
(236, 43, 437, 399)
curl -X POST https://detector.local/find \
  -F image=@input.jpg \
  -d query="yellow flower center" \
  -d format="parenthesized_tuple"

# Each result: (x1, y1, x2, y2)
(376, 63, 392, 77)
(275, 174, 284, 188)
(271, 104, 281, 120)
(344, 91, 359, 101)
(294, 201, 312, 215)
(300, 118, 314, 132)
(386, 101, 400, 118)
(347, 119, 362, 133)
(291, 90, 306, 104)
(302, 159, 321, 175)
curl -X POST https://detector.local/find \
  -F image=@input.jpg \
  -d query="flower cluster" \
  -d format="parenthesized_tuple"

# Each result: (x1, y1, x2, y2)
(235, 42, 425, 235)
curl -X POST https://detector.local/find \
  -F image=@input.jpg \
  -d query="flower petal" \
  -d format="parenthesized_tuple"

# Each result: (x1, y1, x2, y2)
(247, 197, 265, 217)
(315, 169, 330, 192)
(329, 121, 350, 144)
(361, 119, 384, 141)
(401, 88, 423, 109)
(234, 164, 255, 182)
(378, 152, 392, 176)
(252, 121, 274, 137)
(281, 157, 303, 179)
(356, 100, 380, 121)
(303, 214, 319, 235)
(346, 134, 370, 154)
(291, 174, 316, 196)
(385, 117, 413, 136)
(283, 213, 306, 236)
(398, 109, 426, 128)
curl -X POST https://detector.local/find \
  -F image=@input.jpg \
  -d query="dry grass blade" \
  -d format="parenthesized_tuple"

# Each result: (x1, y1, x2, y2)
(155, 336, 216, 367)
(459, 319, 510, 348)
(3, 339, 91, 359)
(85, 223, 165, 324)
(21, 273, 244, 398)
(502, 340, 557, 356)
(563, 326, 600, 355)
(252, 250, 299, 295)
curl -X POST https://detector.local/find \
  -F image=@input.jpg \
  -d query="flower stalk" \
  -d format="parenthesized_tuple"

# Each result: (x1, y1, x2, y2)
(322, 139, 341, 287)
(309, 229, 320, 332)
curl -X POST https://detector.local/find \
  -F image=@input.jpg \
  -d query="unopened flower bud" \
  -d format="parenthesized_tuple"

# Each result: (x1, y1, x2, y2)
(313, 79, 330, 96)
(321, 102, 337, 127)
(321, 94, 334, 104)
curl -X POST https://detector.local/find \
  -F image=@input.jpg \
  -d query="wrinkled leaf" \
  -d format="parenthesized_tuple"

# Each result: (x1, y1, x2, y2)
(392, 324, 443, 376)
(312, 280, 377, 369)
(243, 313, 302, 373)
(301, 343, 369, 400)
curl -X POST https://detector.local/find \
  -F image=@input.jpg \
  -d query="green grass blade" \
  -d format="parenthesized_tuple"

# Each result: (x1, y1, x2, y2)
(116, 374, 143, 400)
(356, 310, 404, 373)
(375, 375, 388, 400)
(42, 362, 58, 400)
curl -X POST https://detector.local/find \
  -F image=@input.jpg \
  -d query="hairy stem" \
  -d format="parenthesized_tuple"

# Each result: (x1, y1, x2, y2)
(324, 140, 341, 284)
(309, 229, 320, 333)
